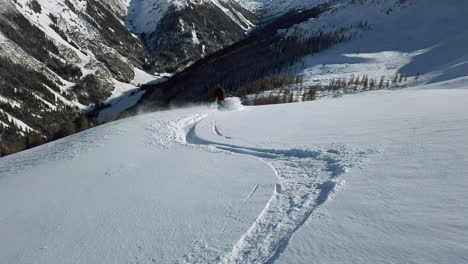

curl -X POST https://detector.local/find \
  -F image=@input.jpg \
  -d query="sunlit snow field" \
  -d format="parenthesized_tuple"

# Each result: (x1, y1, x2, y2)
(1, 79, 467, 263)
(1, 0, 468, 263)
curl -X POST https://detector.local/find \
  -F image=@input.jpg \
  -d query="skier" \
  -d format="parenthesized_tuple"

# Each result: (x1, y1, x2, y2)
(213, 85, 226, 108)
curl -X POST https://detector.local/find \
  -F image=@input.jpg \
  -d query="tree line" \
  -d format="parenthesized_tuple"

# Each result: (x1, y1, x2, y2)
(246, 72, 415, 106)
(0, 114, 101, 157)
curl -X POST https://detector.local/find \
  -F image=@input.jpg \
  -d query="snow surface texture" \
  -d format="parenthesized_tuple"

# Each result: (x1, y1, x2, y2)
(1, 78, 468, 263)
(0, 108, 276, 264)
(188, 121, 365, 263)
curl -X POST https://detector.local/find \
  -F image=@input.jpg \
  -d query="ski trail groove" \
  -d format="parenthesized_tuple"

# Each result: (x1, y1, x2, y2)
(244, 184, 259, 203)
(214, 122, 262, 147)
(166, 114, 367, 263)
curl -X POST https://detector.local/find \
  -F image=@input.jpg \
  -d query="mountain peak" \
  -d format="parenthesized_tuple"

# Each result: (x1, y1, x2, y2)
(127, 0, 257, 72)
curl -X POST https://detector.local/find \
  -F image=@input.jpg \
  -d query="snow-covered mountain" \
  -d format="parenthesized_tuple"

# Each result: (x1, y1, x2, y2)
(0, 0, 260, 153)
(133, 0, 468, 109)
(0, 0, 331, 153)
(1, 0, 468, 262)
(126, 0, 257, 72)
(0, 0, 156, 154)
(278, 0, 468, 86)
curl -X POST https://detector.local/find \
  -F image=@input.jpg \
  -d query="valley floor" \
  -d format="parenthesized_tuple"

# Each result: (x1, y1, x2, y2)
(1, 79, 467, 263)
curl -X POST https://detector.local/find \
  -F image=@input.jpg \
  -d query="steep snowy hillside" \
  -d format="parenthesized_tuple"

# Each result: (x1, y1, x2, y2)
(280, 0, 468, 86)
(1, 80, 467, 263)
(0, 0, 154, 154)
(126, 0, 257, 71)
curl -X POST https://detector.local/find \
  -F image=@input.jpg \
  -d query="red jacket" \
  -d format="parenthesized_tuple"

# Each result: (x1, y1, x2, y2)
(213, 87, 225, 101)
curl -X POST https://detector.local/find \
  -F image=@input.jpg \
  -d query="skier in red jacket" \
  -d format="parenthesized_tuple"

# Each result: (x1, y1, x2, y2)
(213, 85, 226, 107)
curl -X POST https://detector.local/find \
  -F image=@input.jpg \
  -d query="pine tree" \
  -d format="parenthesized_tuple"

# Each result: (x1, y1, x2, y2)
(378, 76, 385, 89)
(77, 116, 90, 132)
(60, 119, 76, 138)
(0, 144, 5, 157)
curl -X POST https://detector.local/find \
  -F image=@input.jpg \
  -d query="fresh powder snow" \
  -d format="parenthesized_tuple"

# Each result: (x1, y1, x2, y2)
(1, 79, 467, 263)
(1, 0, 468, 263)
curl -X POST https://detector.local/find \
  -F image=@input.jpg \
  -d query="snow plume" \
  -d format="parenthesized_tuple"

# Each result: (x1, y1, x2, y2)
(218, 97, 244, 111)
(167, 97, 244, 113)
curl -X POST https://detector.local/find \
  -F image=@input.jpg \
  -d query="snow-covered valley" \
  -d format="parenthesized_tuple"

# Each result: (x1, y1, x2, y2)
(1, 78, 467, 263)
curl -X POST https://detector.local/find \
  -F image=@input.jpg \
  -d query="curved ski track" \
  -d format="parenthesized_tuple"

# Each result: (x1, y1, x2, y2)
(149, 113, 367, 263)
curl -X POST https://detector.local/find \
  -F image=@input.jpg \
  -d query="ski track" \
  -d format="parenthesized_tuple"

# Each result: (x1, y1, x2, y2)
(146, 113, 208, 148)
(214, 122, 263, 148)
(148, 113, 368, 263)
(244, 184, 259, 203)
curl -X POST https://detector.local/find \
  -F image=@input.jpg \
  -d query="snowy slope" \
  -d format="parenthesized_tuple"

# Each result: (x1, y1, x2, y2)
(1, 78, 467, 263)
(0, 106, 277, 263)
(275, 90, 468, 263)
(208, 83, 468, 263)
(280, 0, 468, 87)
